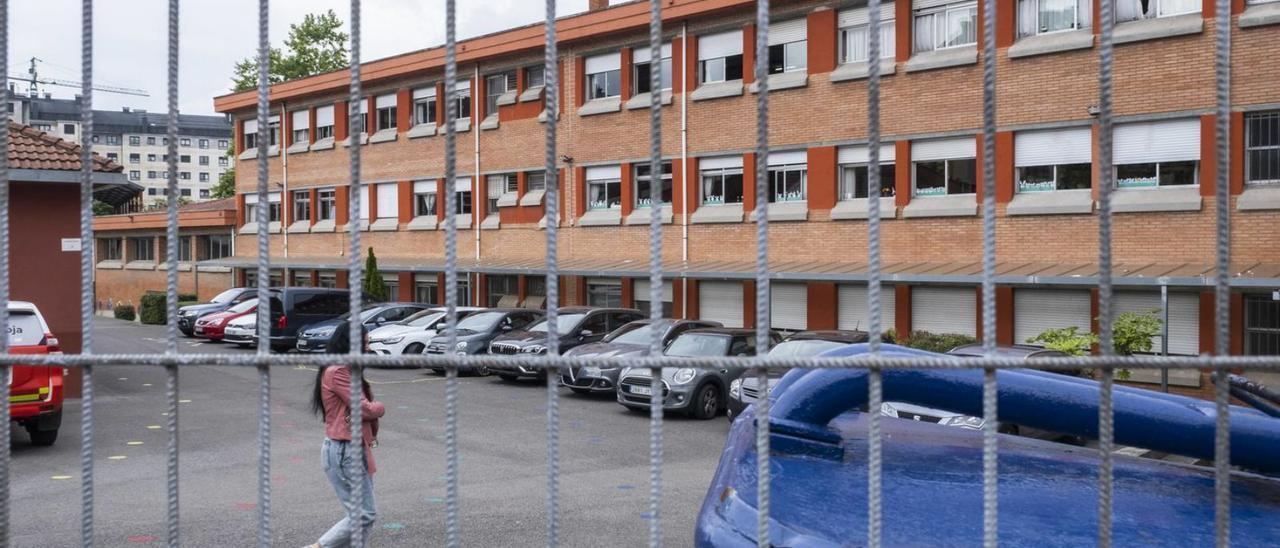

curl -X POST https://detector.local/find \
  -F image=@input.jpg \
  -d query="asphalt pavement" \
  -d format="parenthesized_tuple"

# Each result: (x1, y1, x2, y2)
(9, 318, 731, 547)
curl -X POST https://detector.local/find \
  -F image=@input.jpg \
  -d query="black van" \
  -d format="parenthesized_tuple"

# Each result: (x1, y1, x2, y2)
(266, 288, 363, 353)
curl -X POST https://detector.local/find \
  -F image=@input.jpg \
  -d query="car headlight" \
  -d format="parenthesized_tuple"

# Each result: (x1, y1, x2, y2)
(942, 415, 985, 429)
(521, 345, 546, 354)
(180, 309, 196, 318)
(729, 378, 742, 399)
(455, 341, 469, 351)
(380, 335, 404, 344)
(672, 368, 696, 385)
(879, 403, 899, 418)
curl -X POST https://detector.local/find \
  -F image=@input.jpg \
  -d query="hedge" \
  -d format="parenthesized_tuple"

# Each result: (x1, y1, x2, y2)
(899, 331, 976, 354)
(139, 292, 200, 325)
(113, 303, 136, 321)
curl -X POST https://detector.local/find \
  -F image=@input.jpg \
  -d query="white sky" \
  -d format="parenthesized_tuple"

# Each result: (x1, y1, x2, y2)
(10, 0, 591, 116)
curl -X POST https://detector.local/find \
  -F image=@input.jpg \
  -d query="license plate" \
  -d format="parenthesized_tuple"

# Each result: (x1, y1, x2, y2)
(298, 341, 309, 349)
(194, 327, 204, 334)
(631, 385, 652, 396)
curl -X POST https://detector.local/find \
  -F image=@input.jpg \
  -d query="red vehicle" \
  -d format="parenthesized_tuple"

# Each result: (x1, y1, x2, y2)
(192, 298, 257, 341)
(8, 301, 63, 446)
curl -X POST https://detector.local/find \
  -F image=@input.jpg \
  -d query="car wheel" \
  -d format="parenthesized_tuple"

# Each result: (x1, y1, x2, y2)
(403, 343, 424, 354)
(28, 427, 57, 447)
(690, 384, 720, 420)
(498, 374, 520, 382)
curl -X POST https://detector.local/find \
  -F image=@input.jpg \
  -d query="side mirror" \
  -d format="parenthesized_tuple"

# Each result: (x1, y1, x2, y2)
(501, 324, 513, 331)
(376, 317, 387, 325)
(579, 329, 594, 339)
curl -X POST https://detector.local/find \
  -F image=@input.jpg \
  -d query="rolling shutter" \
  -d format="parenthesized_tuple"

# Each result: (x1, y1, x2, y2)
(768, 19, 807, 45)
(840, 2, 896, 27)
(413, 87, 436, 99)
(1114, 291, 1200, 356)
(838, 284, 897, 332)
(375, 94, 396, 108)
(700, 155, 742, 170)
(585, 52, 621, 74)
(699, 30, 743, 60)
(1013, 289, 1091, 344)
(1015, 127, 1091, 167)
(915, 0, 957, 10)
(1114, 119, 1200, 164)
(912, 137, 976, 161)
(910, 287, 977, 337)
(770, 283, 808, 330)
(376, 184, 398, 219)
(634, 279, 674, 303)
(291, 110, 309, 129)
(586, 165, 622, 180)
(768, 150, 808, 166)
(315, 105, 334, 127)
(700, 281, 744, 328)
(454, 177, 473, 193)
(632, 43, 672, 63)
(243, 119, 258, 134)
(413, 180, 436, 194)
(838, 144, 896, 164)
(359, 187, 370, 220)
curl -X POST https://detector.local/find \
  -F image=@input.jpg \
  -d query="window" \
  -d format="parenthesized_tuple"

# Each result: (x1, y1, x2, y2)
(291, 109, 309, 144)
(415, 278, 439, 304)
(147, 136, 157, 145)
(375, 183, 397, 220)
(487, 275, 518, 308)
(315, 105, 335, 140)
(243, 119, 259, 150)
(180, 138, 190, 147)
(32, 123, 51, 132)
(413, 181, 437, 217)
(129, 136, 141, 146)
(587, 280, 622, 308)
(1017, 0, 1091, 37)
(318, 189, 337, 221)
(219, 157, 229, 167)
(525, 66, 545, 88)
(292, 190, 311, 222)
(1246, 112, 1279, 186)
(199, 173, 210, 182)
(485, 72, 515, 115)
(503, 173, 519, 194)
(839, 145, 898, 199)
(106, 153, 118, 161)
(840, 4, 897, 63)
(92, 135, 100, 144)
(200, 189, 209, 198)
(99, 238, 123, 261)
(585, 53, 622, 100)
(453, 82, 472, 120)
(700, 157, 745, 205)
(1115, 0, 1200, 22)
(129, 237, 154, 262)
(1244, 294, 1280, 355)
(180, 155, 191, 163)
(913, 138, 977, 196)
(487, 177, 503, 213)
(455, 178, 473, 215)
(768, 159, 808, 203)
(129, 170, 141, 181)
(412, 87, 437, 126)
(585, 166, 622, 210)
(179, 172, 191, 180)
(148, 188, 158, 195)
(147, 171, 157, 179)
(267, 115, 280, 146)
(1114, 119, 1200, 188)
(633, 43, 673, 94)
(914, 1, 979, 52)
(634, 162, 673, 207)
(374, 94, 396, 131)
(63, 123, 76, 135)
(148, 154, 158, 162)
(699, 30, 744, 83)
(180, 188, 192, 197)
(218, 139, 229, 148)
(1015, 128, 1092, 192)
(766, 19, 808, 74)
(199, 139, 209, 149)
(199, 156, 209, 166)
(245, 194, 282, 223)
(129, 153, 141, 164)
(526, 171, 546, 192)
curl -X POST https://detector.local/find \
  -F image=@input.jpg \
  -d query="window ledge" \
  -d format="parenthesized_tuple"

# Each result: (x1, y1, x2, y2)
(750, 202, 809, 222)
(1237, 185, 1280, 211)
(496, 90, 518, 107)
(454, 119, 472, 133)
(407, 123, 437, 139)
(480, 115, 500, 130)
(95, 260, 124, 270)
(519, 86, 545, 103)
(748, 71, 809, 94)
(267, 145, 280, 157)
(342, 134, 369, 147)
(904, 46, 978, 73)
(690, 203, 744, 224)
(1007, 29, 1095, 59)
(450, 213, 473, 230)
(287, 220, 312, 233)
(175, 262, 193, 272)
(902, 195, 977, 218)
(625, 89, 673, 110)
(268, 221, 282, 233)
(196, 265, 232, 273)
(285, 142, 311, 155)
(829, 59, 896, 83)
(310, 219, 336, 233)
(1240, 2, 1280, 28)
(1113, 13, 1203, 45)
(625, 206, 673, 225)
(1112, 186, 1202, 213)
(481, 214, 501, 230)
(520, 189, 546, 206)
(830, 197, 897, 220)
(125, 261, 157, 271)
(538, 215, 552, 229)
(690, 80, 744, 102)
(537, 110, 559, 124)
(238, 222, 258, 234)
(237, 148, 258, 161)
(369, 218, 399, 231)
(407, 216, 438, 230)
(309, 137, 335, 151)
(1006, 190, 1094, 215)
(368, 129, 398, 144)
(578, 97, 622, 116)
(579, 209, 622, 226)
(496, 192, 520, 208)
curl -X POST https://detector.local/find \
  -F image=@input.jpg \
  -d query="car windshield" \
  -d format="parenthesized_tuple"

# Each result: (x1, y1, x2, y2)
(6, 310, 45, 346)
(404, 311, 445, 327)
(228, 298, 258, 314)
(454, 311, 505, 333)
(768, 339, 847, 358)
(334, 305, 384, 323)
(210, 288, 243, 304)
(665, 333, 730, 357)
(529, 313, 587, 335)
(606, 322, 655, 344)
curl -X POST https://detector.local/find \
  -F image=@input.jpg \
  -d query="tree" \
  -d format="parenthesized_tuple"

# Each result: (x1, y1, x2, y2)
(1028, 309, 1163, 380)
(362, 248, 390, 303)
(211, 144, 237, 199)
(231, 10, 349, 92)
(1027, 326, 1098, 357)
(92, 200, 116, 216)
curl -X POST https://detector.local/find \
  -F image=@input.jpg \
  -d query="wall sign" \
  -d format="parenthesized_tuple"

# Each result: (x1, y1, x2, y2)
(61, 238, 82, 252)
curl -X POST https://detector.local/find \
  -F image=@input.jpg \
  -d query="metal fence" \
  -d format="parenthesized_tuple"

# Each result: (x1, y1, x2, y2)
(0, 0, 1268, 546)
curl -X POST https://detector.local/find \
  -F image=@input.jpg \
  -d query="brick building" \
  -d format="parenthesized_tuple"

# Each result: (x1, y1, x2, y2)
(209, 0, 1280, 390)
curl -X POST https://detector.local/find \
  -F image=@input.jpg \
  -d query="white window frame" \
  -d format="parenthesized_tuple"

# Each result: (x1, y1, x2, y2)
(700, 158, 745, 206)
(839, 13, 897, 64)
(634, 161, 673, 208)
(317, 189, 337, 221)
(766, 19, 809, 75)
(526, 171, 547, 192)
(585, 53, 622, 101)
(1115, 0, 1201, 22)
(525, 65, 545, 88)
(1246, 111, 1280, 186)
(413, 181, 438, 217)
(913, 1, 979, 53)
(698, 30, 744, 84)
(290, 110, 310, 144)
(586, 166, 623, 210)
(315, 105, 335, 139)
(1017, 0, 1091, 38)
(374, 94, 397, 131)
(767, 164, 808, 203)
(413, 87, 438, 126)
(632, 43, 673, 94)
(292, 190, 311, 222)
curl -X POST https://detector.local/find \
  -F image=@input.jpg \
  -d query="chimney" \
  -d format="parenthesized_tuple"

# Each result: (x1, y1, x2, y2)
(588, 0, 608, 11)
(122, 107, 131, 112)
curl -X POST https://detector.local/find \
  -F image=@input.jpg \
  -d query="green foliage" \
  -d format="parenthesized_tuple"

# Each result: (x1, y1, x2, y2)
(92, 200, 116, 216)
(900, 331, 976, 354)
(231, 10, 349, 92)
(362, 249, 390, 303)
(1027, 326, 1098, 357)
(138, 292, 168, 325)
(211, 151, 236, 199)
(1112, 309, 1163, 356)
(113, 303, 136, 321)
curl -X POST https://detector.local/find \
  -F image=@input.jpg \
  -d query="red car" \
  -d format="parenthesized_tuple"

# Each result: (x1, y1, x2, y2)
(8, 301, 63, 446)
(192, 298, 257, 341)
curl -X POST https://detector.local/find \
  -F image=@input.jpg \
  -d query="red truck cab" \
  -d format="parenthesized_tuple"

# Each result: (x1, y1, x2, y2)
(8, 302, 63, 446)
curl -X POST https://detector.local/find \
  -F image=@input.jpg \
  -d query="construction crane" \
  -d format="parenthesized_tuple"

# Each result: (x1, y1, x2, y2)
(8, 57, 149, 97)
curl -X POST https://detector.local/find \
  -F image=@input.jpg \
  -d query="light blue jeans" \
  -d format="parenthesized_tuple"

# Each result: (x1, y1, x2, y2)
(319, 438, 377, 548)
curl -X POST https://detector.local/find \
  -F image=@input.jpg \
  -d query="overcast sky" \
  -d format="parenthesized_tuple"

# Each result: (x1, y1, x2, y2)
(10, 0, 591, 116)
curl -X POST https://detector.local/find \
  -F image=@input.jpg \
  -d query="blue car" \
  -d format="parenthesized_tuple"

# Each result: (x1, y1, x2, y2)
(696, 344, 1280, 546)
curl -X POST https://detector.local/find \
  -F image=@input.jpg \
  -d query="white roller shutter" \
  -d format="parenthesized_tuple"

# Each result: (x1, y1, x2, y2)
(838, 144, 897, 164)
(911, 287, 977, 337)
(1015, 127, 1091, 167)
(768, 19, 807, 45)
(243, 119, 258, 134)
(1114, 119, 1200, 165)
(1014, 289, 1092, 344)
(375, 94, 396, 108)
(838, 285, 897, 332)
(456, 80, 471, 92)
(291, 110, 309, 129)
(635, 279, 674, 302)
(700, 281, 744, 328)
(267, 192, 282, 203)
(585, 52, 621, 74)
(840, 3, 896, 27)
(912, 137, 976, 161)
(700, 155, 743, 170)
(632, 43, 672, 63)
(359, 187, 370, 220)
(359, 100, 369, 114)
(915, 0, 958, 10)
(770, 283, 808, 330)
(413, 86, 436, 99)
(1114, 291, 1200, 356)
(413, 180, 436, 193)
(768, 150, 808, 166)
(376, 183, 397, 218)
(315, 105, 334, 126)
(454, 177, 473, 193)
(244, 193, 259, 204)
(586, 165, 622, 180)
(699, 30, 743, 60)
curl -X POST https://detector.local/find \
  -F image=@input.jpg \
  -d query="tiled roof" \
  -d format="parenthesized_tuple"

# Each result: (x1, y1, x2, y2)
(8, 122, 123, 172)
(178, 197, 235, 212)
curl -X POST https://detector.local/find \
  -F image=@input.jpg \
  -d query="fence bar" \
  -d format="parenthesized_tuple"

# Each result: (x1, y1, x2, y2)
(442, 0, 461, 545)
(865, 0, 884, 544)
(344, 0, 367, 546)
(644, 0, 664, 546)
(1212, 0, 1232, 544)
(751, 1, 771, 546)
(162, 0, 182, 544)
(251, 0, 274, 546)
(76, 0, 95, 544)
(979, 0, 999, 545)
(1095, 0, 1116, 542)
(0, 0, 10, 543)
(539, 0, 562, 545)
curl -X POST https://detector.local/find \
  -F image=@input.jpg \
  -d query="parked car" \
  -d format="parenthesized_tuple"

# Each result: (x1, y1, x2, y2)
(560, 319, 721, 394)
(488, 307, 645, 381)
(695, 343, 1280, 546)
(295, 302, 431, 353)
(367, 306, 485, 355)
(7, 301, 64, 446)
(617, 327, 782, 419)
(222, 313, 257, 348)
(726, 329, 872, 421)
(192, 298, 257, 341)
(264, 288, 363, 353)
(176, 287, 256, 336)
(426, 308, 545, 374)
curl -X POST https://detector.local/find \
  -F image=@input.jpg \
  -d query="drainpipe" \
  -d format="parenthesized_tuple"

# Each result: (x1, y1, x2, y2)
(280, 101, 290, 286)
(679, 21, 690, 318)
(1160, 284, 1169, 392)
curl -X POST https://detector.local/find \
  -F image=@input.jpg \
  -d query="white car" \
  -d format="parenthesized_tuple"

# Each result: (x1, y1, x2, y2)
(367, 306, 484, 355)
(222, 313, 258, 348)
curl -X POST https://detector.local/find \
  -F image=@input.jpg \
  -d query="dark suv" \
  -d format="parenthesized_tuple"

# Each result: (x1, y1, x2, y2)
(295, 302, 430, 353)
(561, 319, 721, 394)
(266, 288, 363, 353)
(426, 309, 544, 375)
(487, 307, 645, 381)
(176, 287, 256, 336)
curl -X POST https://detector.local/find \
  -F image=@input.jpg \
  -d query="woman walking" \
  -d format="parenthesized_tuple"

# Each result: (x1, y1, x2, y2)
(306, 324, 384, 548)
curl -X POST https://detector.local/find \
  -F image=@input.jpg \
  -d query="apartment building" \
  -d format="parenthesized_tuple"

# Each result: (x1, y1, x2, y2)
(209, 0, 1280, 389)
(16, 96, 233, 201)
